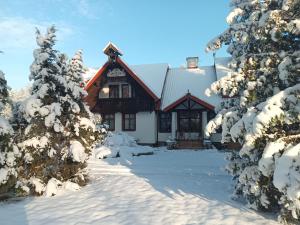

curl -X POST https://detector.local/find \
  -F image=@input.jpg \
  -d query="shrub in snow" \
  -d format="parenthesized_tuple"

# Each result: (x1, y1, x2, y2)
(62, 180, 80, 192)
(0, 71, 20, 195)
(69, 141, 87, 163)
(103, 132, 138, 147)
(94, 145, 114, 159)
(205, 0, 300, 222)
(44, 178, 62, 197)
(94, 132, 153, 159)
(94, 132, 138, 159)
(16, 26, 103, 196)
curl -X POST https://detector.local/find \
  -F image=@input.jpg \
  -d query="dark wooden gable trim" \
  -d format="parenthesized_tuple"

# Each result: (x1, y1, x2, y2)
(163, 93, 215, 112)
(84, 57, 159, 104)
(85, 62, 110, 91)
(84, 62, 109, 109)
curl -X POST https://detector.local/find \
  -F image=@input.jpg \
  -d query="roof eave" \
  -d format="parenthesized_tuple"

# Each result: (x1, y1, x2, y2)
(85, 61, 110, 91)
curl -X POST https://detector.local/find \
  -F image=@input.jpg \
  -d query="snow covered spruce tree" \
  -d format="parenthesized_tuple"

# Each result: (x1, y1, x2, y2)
(61, 49, 106, 181)
(205, 0, 300, 222)
(17, 26, 99, 196)
(0, 71, 19, 195)
(65, 49, 106, 141)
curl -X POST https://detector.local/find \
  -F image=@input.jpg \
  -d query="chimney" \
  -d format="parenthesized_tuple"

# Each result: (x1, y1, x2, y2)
(186, 57, 199, 69)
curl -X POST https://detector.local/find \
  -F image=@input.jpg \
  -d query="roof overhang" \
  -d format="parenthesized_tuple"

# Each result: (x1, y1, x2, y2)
(85, 61, 110, 91)
(163, 93, 215, 112)
(103, 42, 123, 56)
(84, 57, 159, 102)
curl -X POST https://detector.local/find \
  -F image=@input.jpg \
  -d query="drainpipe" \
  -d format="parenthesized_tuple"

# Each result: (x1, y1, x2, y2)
(156, 111, 159, 146)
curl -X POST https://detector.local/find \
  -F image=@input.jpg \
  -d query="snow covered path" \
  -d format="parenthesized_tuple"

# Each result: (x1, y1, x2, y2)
(0, 148, 279, 225)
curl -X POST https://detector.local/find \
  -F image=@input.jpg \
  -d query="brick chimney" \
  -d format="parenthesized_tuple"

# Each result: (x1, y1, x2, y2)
(186, 57, 199, 69)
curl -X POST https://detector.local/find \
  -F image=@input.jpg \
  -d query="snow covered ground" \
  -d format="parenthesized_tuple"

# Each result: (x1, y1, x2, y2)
(0, 147, 279, 225)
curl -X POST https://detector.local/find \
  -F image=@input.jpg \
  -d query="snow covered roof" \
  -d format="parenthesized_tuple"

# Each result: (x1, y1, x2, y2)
(85, 45, 230, 110)
(129, 63, 169, 98)
(214, 57, 231, 80)
(161, 66, 221, 110)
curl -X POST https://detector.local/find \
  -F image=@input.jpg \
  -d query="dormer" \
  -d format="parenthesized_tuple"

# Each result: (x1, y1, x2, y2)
(103, 42, 123, 62)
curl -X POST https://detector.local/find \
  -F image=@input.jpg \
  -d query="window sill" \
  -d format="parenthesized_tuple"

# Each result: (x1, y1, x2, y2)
(122, 129, 136, 131)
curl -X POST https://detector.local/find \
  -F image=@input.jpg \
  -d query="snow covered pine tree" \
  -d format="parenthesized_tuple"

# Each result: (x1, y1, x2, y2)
(17, 26, 100, 196)
(0, 71, 19, 196)
(205, 0, 300, 222)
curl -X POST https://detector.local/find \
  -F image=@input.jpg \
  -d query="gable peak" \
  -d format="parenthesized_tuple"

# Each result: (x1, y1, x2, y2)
(103, 42, 123, 58)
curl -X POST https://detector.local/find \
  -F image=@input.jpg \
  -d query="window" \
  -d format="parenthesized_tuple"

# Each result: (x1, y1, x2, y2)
(123, 113, 136, 131)
(159, 112, 171, 133)
(178, 111, 190, 132)
(102, 114, 115, 131)
(122, 84, 130, 98)
(109, 85, 119, 98)
(190, 111, 201, 132)
(178, 111, 201, 132)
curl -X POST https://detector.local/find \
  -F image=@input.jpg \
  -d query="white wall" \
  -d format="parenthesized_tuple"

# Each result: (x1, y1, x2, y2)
(158, 132, 171, 142)
(112, 110, 210, 144)
(114, 112, 157, 144)
(115, 113, 122, 131)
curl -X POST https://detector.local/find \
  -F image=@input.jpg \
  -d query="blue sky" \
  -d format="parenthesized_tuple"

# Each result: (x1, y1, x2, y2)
(0, 0, 230, 89)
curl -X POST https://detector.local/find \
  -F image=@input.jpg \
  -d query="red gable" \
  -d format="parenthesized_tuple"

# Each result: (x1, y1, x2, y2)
(85, 57, 159, 101)
(163, 93, 214, 112)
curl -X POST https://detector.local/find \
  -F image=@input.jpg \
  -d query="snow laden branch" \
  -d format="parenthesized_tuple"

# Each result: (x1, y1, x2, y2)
(0, 71, 20, 194)
(204, 0, 300, 222)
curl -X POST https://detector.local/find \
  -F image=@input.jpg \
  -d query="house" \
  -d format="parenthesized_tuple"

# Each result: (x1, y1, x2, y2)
(84, 42, 230, 147)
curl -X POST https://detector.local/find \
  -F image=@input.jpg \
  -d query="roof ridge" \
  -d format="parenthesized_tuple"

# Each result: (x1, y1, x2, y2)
(169, 65, 215, 70)
(130, 63, 169, 67)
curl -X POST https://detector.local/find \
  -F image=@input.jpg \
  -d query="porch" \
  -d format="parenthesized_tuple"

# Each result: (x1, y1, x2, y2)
(167, 110, 212, 149)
